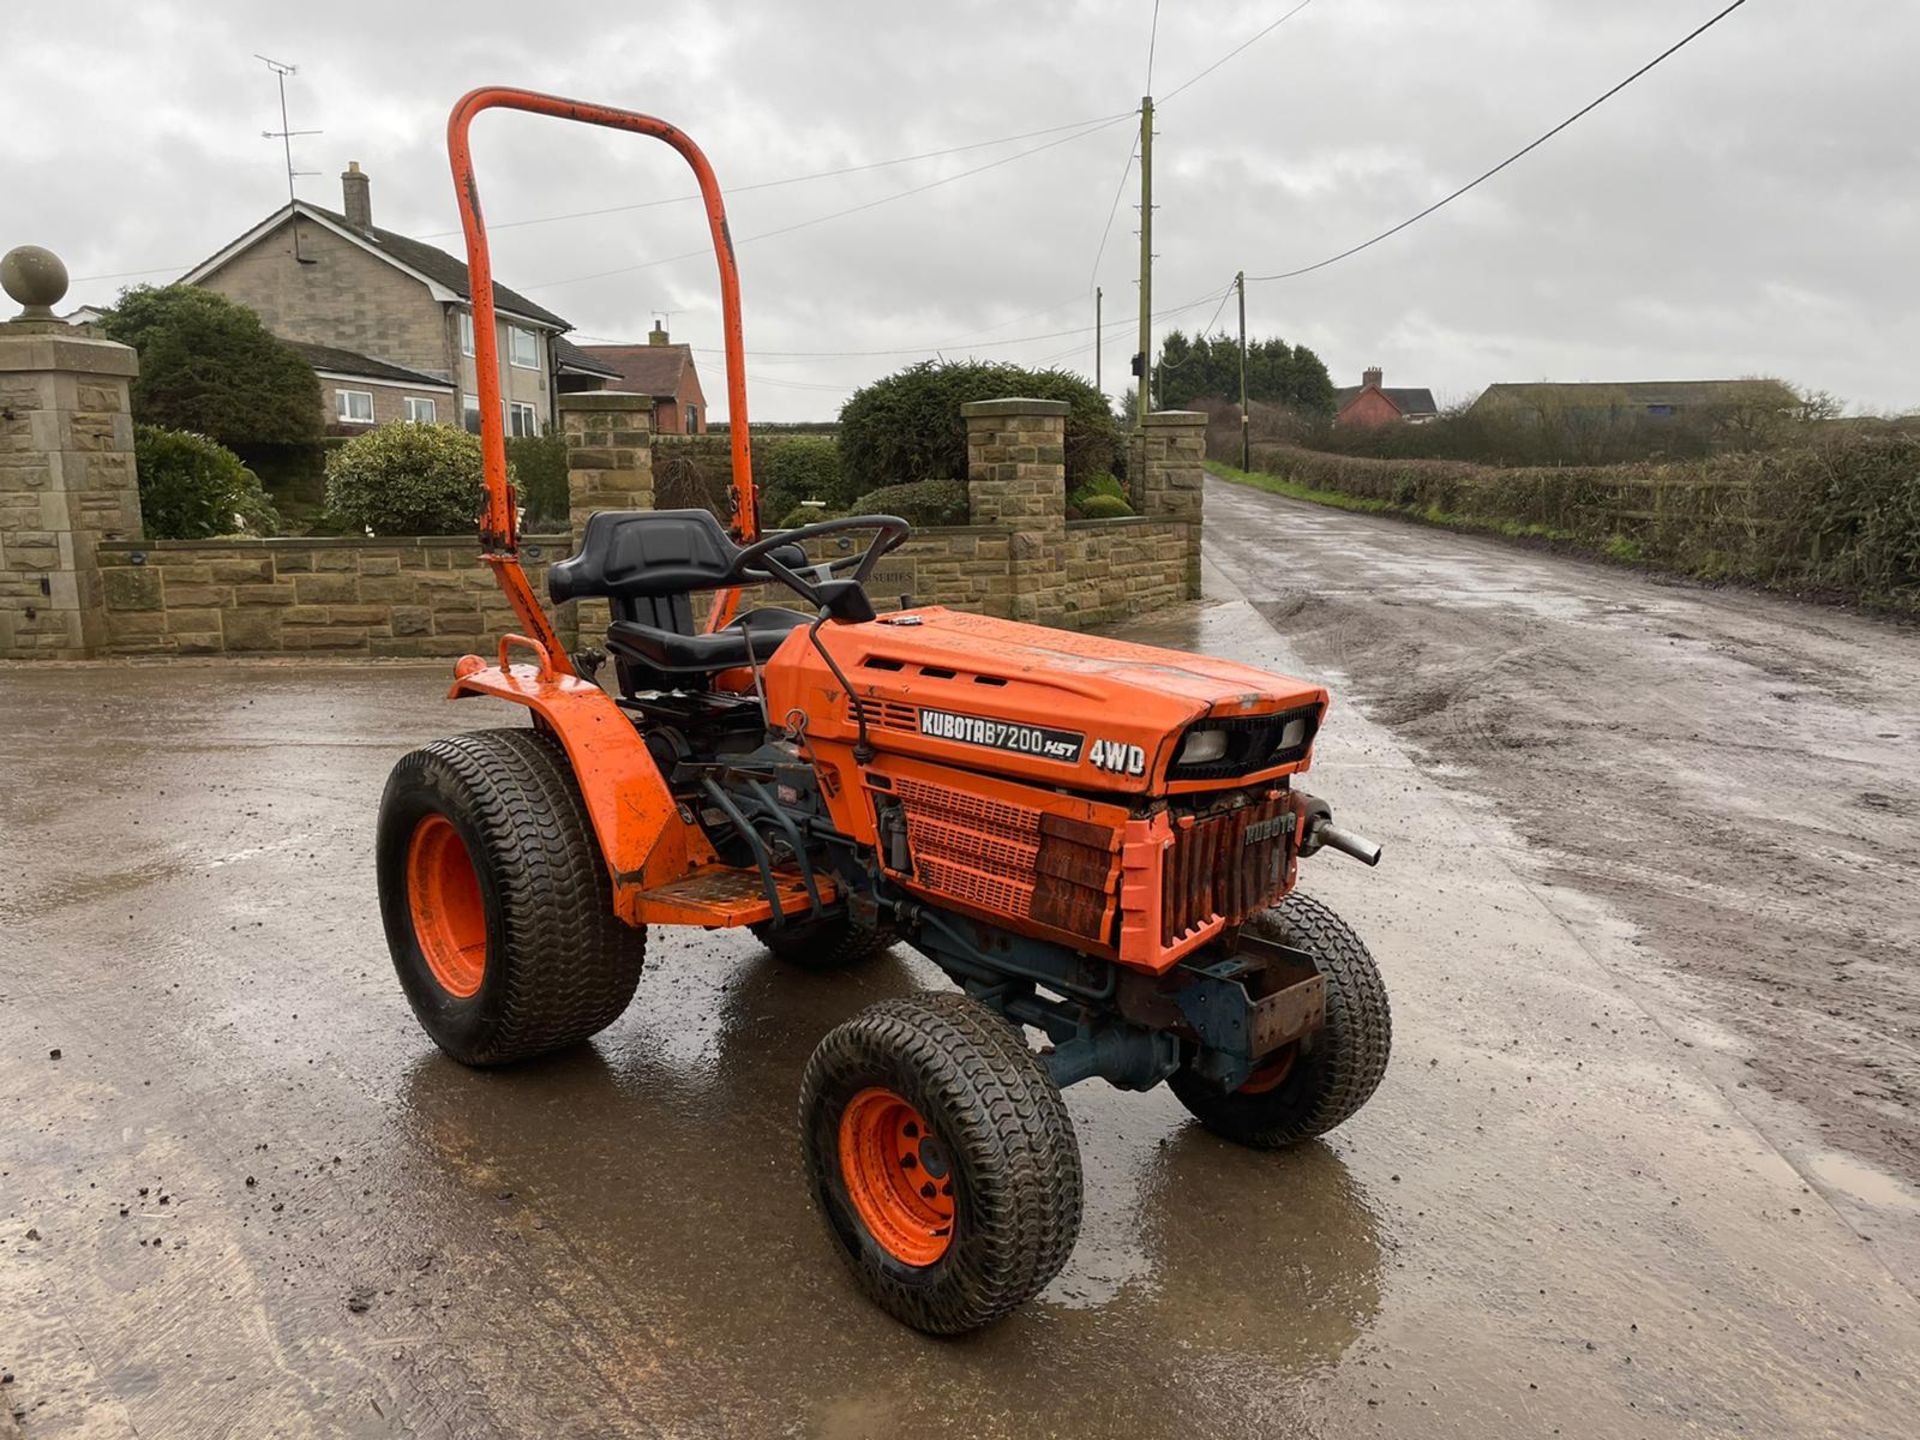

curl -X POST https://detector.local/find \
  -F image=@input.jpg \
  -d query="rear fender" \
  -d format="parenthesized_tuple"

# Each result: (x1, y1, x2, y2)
(448, 638, 707, 908)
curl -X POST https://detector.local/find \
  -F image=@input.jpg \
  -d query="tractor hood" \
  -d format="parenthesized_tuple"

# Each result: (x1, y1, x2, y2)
(766, 606, 1331, 795)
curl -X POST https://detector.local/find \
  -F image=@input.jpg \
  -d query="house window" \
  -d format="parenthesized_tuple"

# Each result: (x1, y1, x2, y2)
(508, 401, 539, 437)
(404, 396, 437, 424)
(508, 326, 539, 370)
(336, 389, 375, 424)
(459, 311, 475, 357)
(685, 404, 698, 434)
(463, 394, 482, 434)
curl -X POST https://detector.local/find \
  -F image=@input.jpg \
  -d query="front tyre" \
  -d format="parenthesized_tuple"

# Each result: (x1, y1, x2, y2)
(799, 993, 1082, 1334)
(1168, 893, 1391, 1148)
(376, 727, 646, 1066)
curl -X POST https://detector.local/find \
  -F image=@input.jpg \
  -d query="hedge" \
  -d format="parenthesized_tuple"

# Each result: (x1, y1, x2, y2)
(134, 426, 281, 539)
(1216, 429, 1920, 610)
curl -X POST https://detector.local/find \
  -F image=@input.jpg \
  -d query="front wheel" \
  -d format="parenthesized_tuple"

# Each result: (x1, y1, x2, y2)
(376, 727, 647, 1066)
(1168, 893, 1391, 1148)
(799, 993, 1083, 1333)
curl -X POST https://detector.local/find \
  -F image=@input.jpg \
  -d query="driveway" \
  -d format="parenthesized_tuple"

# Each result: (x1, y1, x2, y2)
(3, 506, 1918, 1436)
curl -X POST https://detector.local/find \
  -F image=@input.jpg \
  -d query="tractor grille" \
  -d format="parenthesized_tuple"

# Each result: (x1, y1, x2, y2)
(856, 699, 919, 733)
(1161, 792, 1293, 947)
(888, 776, 1119, 943)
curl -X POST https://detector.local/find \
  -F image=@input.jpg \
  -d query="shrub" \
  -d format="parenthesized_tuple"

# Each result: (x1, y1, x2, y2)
(324, 423, 486, 536)
(779, 503, 842, 529)
(134, 425, 281, 539)
(852, 478, 969, 527)
(759, 435, 848, 518)
(506, 432, 569, 530)
(104, 286, 321, 448)
(838, 360, 1117, 497)
(1074, 493, 1135, 520)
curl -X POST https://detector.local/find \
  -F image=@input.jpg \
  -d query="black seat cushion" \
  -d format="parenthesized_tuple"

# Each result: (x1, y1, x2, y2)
(606, 606, 813, 674)
(548, 509, 804, 604)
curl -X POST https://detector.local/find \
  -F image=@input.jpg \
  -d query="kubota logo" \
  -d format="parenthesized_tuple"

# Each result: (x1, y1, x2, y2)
(918, 708, 1084, 764)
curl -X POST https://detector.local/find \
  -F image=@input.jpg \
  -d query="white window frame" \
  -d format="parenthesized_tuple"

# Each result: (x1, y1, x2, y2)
(404, 396, 437, 424)
(508, 325, 539, 370)
(463, 394, 482, 435)
(459, 311, 475, 357)
(335, 388, 375, 425)
(508, 400, 538, 438)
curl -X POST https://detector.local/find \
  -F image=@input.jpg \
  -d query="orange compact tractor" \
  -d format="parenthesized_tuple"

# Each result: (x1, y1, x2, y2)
(379, 89, 1390, 1334)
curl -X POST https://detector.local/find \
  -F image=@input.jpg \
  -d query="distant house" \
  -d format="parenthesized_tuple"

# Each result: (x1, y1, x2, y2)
(1469, 379, 1794, 422)
(1334, 367, 1438, 426)
(577, 323, 709, 434)
(179, 161, 576, 438)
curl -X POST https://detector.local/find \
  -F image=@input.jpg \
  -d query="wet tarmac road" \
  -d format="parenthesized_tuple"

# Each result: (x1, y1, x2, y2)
(5, 549, 1920, 1435)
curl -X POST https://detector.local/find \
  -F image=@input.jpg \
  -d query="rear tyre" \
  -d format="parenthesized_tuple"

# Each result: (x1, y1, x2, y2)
(377, 727, 646, 1066)
(750, 913, 894, 971)
(799, 993, 1082, 1334)
(1168, 893, 1391, 1149)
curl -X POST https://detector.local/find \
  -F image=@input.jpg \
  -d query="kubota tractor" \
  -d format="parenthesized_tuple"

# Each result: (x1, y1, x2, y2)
(378, 88, 1390, 1334)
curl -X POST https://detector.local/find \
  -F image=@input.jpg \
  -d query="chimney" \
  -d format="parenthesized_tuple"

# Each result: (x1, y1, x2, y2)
(648, 318, 670, 347)
(1363, 366, 1383, 390)
(341, 161, 372, 231)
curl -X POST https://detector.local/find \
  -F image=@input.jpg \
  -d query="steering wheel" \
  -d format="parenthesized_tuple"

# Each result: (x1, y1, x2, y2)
(727, 514, 911, 608)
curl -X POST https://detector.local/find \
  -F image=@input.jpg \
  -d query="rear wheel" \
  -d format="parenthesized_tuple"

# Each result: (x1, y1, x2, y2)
(1168, 893, 1391, 1148)
(377, 727, 646, 1066)
(750, 913, 894, 971)
(799, 993, 1082, 1333)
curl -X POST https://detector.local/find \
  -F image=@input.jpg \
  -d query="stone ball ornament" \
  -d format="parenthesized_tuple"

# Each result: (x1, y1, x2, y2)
(1, 245, 70, 318)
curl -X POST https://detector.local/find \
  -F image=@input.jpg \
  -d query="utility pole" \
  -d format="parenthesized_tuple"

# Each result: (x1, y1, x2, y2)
(1135, 95, 1153, 426)
(256, 55, 321, 265)
(1236, 270, 1249, 471)
(1094, 286, 1103, 396)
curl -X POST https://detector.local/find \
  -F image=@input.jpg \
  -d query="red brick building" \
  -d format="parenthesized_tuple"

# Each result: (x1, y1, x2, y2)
(575, 322, 708, 433)
(1334, 367, 1438, 426)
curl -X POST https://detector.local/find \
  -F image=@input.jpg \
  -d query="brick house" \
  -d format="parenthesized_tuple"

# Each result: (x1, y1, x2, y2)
(180, 162, 575, 437)
(1334, 367, 1438, 426)
(575, 322, 708, 433)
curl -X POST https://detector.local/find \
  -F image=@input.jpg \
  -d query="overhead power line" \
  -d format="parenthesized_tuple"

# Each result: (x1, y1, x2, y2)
(527, 112, 1134, 291)
(1145, 0, 1163, 93)
(1086, 132, 1140, 290)
(1160, 0, 1320, 104)
(1247, 0, 1751, 284)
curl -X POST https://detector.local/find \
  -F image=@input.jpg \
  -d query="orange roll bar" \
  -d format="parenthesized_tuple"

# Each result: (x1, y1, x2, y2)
(446, 87, 759, 659)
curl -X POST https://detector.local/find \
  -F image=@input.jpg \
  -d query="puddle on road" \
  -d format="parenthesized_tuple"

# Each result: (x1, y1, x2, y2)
(1807, 1150, 1920, 1214)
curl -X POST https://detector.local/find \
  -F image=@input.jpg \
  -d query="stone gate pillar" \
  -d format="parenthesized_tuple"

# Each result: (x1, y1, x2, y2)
(961, 397, 1067, 623)
(558, 390, 653, 636)
(1138, 409, 1206, 599)
(0, 246, 143, 659)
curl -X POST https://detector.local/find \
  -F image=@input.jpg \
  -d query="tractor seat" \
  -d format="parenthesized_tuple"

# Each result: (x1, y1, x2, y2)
(548, 508, 814, 677)
(606, 604, 812, 674)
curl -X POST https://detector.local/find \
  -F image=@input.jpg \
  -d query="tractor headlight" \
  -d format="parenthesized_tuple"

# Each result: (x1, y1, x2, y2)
(1275, 715, 1309, 754)
(1176, 729, 1230, 766)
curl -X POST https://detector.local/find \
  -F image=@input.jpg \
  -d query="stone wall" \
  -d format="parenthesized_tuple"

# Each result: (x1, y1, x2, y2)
(0, 322, 143, 659)
(94, 536, 571, 657)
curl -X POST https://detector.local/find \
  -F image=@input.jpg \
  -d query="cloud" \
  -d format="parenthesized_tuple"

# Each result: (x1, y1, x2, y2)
(7, 0, 1914, 418)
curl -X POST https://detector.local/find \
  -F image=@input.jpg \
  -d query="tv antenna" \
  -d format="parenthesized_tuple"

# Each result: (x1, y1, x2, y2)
(257, 54, 322, 264)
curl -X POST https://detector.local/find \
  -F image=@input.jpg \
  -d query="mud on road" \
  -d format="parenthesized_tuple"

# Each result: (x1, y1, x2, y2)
(1205, 475, 1920, 1282)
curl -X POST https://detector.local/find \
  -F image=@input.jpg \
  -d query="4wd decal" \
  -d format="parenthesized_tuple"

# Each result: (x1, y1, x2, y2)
(1088, 738, 1147, 776)
(918, 708, 1084, 764)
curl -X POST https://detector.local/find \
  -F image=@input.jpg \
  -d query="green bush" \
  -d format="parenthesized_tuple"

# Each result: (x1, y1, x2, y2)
(134, 426, 281, 539)
(758, 435, 847, 518)
(506, 432, 569, 530)
(324, 422, 486, 536)
(852, 478, 969, 527)
(778, 503, 842, 529)
(1074, 493, 1135, 520)
(838, 360, 1117, 497)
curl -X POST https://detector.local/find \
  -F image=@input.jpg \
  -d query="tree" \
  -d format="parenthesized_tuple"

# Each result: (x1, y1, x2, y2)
(1153, 330, 1334, 416)
(133, 426, 281, 539)
(103, 285, 321, 448)
(838, 360, 1117, 495)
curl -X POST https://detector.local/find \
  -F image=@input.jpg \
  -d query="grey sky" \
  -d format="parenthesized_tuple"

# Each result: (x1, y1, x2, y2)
(9, 0, 1915, 420)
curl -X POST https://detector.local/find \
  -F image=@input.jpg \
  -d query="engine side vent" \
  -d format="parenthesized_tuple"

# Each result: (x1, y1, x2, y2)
(883, 776, 1119, 944)
(856, 699, 920, 733)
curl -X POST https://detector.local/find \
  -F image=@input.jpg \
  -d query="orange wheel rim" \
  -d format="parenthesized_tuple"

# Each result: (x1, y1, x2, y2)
(1238, 1045, 1298, 1095)
(406, 814, 487, 998)
(838, 1088, 955, 1266)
